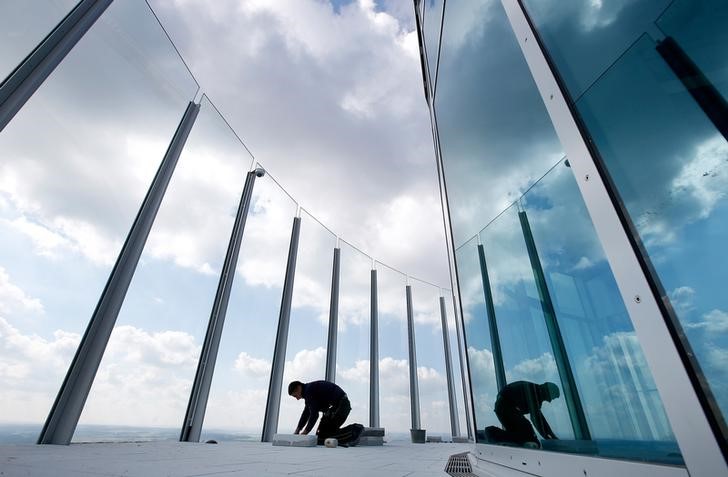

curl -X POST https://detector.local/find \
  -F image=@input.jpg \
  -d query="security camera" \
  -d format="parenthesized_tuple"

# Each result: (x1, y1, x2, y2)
(254, 167, 265, 177)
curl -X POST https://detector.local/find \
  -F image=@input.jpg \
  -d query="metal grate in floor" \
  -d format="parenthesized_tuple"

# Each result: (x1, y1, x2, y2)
(444, 451, 477, 477)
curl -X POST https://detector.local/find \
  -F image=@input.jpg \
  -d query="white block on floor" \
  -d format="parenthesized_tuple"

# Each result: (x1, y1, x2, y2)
(272, 434, 317, 447)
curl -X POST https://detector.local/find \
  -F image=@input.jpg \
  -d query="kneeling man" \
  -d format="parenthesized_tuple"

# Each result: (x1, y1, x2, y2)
(288, 380, 362, 445)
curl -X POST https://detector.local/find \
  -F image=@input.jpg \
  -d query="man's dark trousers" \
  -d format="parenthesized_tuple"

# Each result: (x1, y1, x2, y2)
(488, 398, 538, 445)
(316, 395, 351, 444)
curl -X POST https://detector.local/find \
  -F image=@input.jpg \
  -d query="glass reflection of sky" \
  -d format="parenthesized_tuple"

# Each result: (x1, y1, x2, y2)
(438, 0, 683, 463)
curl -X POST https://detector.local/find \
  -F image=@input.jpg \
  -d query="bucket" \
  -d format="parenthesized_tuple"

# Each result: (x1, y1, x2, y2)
(410, 429, 426, 444)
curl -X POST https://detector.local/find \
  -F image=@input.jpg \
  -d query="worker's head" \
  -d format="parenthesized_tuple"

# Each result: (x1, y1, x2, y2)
(540, 382, 560, 402)
(288, 380, 304, 400)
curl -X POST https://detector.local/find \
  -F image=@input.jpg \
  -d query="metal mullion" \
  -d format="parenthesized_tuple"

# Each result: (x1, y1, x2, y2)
(261, 216, 301, 442)
(500, 0, 726, 474)
(439, 296, 460, 438)
(180, 168, 262, 442)
(0, 0, 114, 132)
(324, 247, 340, 383)
(369, 269, 380, 428)
(406, 285, 421, 431)
(477, 243, 507, 393)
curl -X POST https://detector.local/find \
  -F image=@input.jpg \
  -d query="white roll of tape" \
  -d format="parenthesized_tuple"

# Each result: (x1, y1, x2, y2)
(324, 438, 338, 448)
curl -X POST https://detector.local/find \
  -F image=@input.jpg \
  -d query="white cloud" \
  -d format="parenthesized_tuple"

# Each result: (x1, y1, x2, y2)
(669, 286, 696, 315)
(0, 267, 44, 316)
(0, 317, 80, 423)
(78, 325, 202, 428)
(685, 309, 728, 335)
(234, 351, 271, 378)
(672, 135, 728, 220)
(509, 352, 558, 383)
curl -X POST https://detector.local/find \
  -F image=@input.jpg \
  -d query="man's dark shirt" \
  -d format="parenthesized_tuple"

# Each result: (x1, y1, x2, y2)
(496, 381, 555, 439)
(296, 380, 346, 434)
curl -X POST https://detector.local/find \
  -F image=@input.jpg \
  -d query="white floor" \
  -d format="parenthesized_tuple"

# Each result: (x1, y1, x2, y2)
(0, 440, 472, 477)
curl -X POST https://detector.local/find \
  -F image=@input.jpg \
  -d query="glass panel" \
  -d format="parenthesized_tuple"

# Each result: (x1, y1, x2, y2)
(423, 0, 444, 89)
(435, 0, 563, 246)
(0, 0, 78, 82)
(377, 264, 410, 439)
(201, 173, 297, 442)
(74, 96, 248, 442)
(575, 26, 728, 433)
(278, 210, 335, 434)
(0, 0, 196, 442)
(336, 241, 371, 426)
(521, 159, 680, 464)
(521, 0, 673, 99)
(480, 205, 575, 441)
(455, 237, 499, 438)
(410, 280, 451, 437)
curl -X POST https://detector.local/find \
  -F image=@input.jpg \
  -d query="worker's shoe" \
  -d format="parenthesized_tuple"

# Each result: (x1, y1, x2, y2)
(348, 424, 365, 447)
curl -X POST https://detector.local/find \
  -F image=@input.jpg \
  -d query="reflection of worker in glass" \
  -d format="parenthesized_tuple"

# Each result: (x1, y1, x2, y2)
(486, 381, 560, 448)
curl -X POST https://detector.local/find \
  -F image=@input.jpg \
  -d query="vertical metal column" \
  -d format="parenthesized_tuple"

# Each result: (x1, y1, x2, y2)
(38, 101, 200, 445)
(477, 243, 507, 392)
(261, 216, 301, 442)
(180, 168, 264, 442)
(0, 0, 114, 133)
(406, 285, 421, 430)
(518, 209, 591, 441)
(451, 294, 474, 440)
(439, 296, 460, 438)
(324, 247, 341, 383)
(369, 269, 380, 428)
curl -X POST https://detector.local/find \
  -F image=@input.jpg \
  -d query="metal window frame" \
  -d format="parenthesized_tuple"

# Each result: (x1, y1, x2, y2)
(470, 443, 689, 477)
(38, 100, 200, 445)
(413, 0, 476, 441)
(499, 0, 727, 474)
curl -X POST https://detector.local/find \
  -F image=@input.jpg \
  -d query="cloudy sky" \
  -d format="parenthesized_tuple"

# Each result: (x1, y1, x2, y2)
(0, 0, 472, 441)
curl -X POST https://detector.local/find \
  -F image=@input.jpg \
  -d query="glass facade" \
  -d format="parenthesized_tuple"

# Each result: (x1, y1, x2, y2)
(423, 0, 726, 465)
(522, 0, 728, 445)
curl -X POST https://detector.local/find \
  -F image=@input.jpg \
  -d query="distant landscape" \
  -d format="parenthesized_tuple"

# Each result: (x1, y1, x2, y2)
(0, 424, 412, 444)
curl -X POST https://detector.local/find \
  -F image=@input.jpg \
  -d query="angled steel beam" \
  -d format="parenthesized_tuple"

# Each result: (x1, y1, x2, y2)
(324, 247, 341, 383)
(477, 243, 507, 392)
(261, 216, 301, 442)
(0, 0, 114, 133)
(180, 168, 264, 442)
(518, 209, 591, 441)
(439, 296, 460, 438)
(369, 269, 380, 428)
(406, 285, 421, 431)
(38, 100, 200, 445)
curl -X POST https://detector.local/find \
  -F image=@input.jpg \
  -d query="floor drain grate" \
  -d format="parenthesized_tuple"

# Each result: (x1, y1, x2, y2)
(445, 452, 476, 477)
